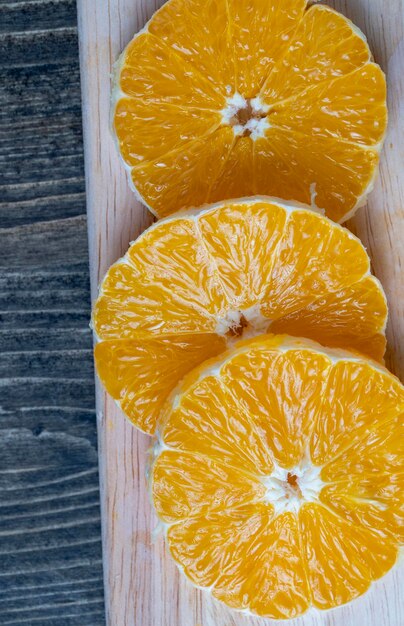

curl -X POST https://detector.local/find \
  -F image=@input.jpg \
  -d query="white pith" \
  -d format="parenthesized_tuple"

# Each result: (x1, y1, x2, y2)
(220, 92, 247, 125)
(220, 93, 270, 140)
(262, 459, 323, 516)
(215, 303, 270, 339)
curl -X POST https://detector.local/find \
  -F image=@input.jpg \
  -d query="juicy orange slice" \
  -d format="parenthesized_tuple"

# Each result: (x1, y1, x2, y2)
(112, 0, 387, 222)
(151, 335, 404, 618)
(92, 197, 387, 434)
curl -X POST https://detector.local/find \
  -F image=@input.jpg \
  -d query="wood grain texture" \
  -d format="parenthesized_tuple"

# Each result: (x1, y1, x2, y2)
(0, 1, 104, 624)
(77, 1, 404, 624)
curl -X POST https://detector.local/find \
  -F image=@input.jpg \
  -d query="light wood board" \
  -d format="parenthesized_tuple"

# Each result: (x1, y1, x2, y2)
(77, 1, 404, 624)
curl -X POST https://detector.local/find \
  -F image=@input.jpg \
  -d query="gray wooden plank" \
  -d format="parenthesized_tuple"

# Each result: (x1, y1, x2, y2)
(0, 327, 92, 351)
(0, 192, 86, 228)
(0, 605, 106, 626)
(0, 465, 99, 496)
(0, 309, 89, 334)
(0, 288, 90, 309)
(0, 59, 85, 220)
(1, 154, 85, 186)
(0, 216, 90, 268)
(0, 63, 83, 119)
(0, 0, 104, 623)
(0, 310, 91, 329)
(0, 0, 77, 33)
(0, 379, 95, 408)
(0, 28, 79, 68)
(0, 270, 90, 291)
(0, 350, 94, 378)
(1, 178, 85, 205)
(0, 406, 97, 447)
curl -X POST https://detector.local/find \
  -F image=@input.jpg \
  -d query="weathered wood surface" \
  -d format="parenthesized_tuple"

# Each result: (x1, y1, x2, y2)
(77, 0, 404, 624)
(0, 1, 104, 624)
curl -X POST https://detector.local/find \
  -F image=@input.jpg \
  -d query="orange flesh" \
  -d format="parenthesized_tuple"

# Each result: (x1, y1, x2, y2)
(93, 199, 387, 435)
(152, 337, 404, 618)
(114, 0, 387, 221)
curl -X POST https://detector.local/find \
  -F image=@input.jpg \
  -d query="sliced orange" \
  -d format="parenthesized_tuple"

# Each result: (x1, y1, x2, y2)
(151, 335, 404, 618)
(92, 197, 387, 434)
(112, 0, 387, 222)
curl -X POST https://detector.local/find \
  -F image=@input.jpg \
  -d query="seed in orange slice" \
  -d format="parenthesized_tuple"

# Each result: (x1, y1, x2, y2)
(112, 0, 387, 222)
(92, 197, 387, 434)
(151, 334, 404, 619)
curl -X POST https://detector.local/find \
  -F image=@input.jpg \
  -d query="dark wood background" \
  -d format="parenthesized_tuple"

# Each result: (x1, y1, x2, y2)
(0, 0, 105, 624)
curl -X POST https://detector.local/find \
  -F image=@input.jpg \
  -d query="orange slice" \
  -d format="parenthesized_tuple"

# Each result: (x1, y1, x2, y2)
(92, 197, 387, 434)
(151, 335, 404, 618)
(112, 0, 387, 222)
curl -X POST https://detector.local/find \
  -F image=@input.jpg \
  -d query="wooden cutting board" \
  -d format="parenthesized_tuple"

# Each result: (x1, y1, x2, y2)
(77, 1, 404, 624)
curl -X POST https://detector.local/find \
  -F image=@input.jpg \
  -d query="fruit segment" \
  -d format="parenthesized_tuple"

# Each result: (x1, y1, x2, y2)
(126, 216, 227, 314)
(149, 0, 236, 92)
(197, 200, 286, 309)
(93, 261, 218, 338)
(131, 127, 234, 216)
(238, 512, 309, 619)
(269, 64, 387, 147)
(270, 275, 387, 361)
(221, 348, 331, 468)
(208, 136, 254, 204)
(322, 412, 404, 482)
(299, 504, 397, 609)
(261, 209, 369, 319)
(170, 508, 310, 620)
(114, 98, 222, 166)
(167, 503, 273, 590)
(320, 480, 404, 542)
(120, 32, 222, 108)
(310, 361, 404, 466)
(254, 129, 379, 222)
(153, 450, 265, 523)
(162, 376, 274, 475)
(228, 0, 307, 97)
(260, 5, 371, 105)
